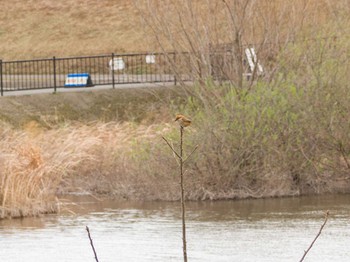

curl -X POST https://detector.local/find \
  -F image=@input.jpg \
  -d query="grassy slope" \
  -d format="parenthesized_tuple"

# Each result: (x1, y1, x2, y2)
(0, 0, 348, 61)
(0, 0, 153, 60)
(0, 87, 181, 128)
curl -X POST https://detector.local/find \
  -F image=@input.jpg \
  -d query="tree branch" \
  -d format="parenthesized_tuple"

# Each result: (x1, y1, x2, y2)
(183, 145, 199, 163)
(162, 136, 181, 159)
(299, 211, 330, 262)
(86, 226, 99, 262)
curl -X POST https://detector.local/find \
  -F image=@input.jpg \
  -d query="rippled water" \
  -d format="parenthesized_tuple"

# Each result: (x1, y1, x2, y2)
(0, 194, 349, 261)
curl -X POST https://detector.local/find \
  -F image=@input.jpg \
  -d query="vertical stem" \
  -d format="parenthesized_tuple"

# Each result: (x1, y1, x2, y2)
(235, 32, 243, 90)
(86, 226, 99, 262)
(53, 56, 57, 93)
(180, 126, 188, 262)
(0, 59, 3, 96)
(112, 53, 115, 89)
(174, 52, 177, 86)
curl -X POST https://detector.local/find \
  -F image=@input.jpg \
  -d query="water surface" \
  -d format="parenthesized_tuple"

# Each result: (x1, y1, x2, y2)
(0, 194, 349, 261)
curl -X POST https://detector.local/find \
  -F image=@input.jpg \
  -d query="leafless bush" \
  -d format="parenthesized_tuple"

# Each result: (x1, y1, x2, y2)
(128, 0, 350, 199)
(136, 0, 349, 89)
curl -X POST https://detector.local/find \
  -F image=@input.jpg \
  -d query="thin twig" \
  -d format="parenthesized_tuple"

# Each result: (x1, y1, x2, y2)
(86, 226, 100, 262)
(163, 123, 198, 262)
(299, 211, 330, 262)
(179, 126, 188, 262)
(162, 136, 181, 159)
(183, 144, 199, 163)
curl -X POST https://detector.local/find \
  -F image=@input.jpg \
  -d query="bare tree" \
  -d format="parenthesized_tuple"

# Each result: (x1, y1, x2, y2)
(135, 0, 341, 91)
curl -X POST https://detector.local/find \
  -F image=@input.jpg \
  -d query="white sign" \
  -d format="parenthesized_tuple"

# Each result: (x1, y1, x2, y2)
(109, 57, 125, 70)
(65, 73, 92, 87)
(245, 48, 263, 74)
(145, 54, 156, 64)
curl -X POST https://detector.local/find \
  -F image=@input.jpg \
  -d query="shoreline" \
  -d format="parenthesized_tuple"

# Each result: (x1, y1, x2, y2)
(1, 86, 350, 219)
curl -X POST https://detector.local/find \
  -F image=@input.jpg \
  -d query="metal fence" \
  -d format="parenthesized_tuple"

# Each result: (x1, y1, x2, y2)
(0, 52, 193, 96)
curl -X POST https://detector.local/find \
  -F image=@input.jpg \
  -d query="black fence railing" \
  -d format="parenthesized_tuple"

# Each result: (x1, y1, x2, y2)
(0, 52, 194, 95)
(0, 49, 265, 96)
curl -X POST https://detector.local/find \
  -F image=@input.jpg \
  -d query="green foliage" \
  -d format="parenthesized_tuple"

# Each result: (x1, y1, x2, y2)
(170, 34, 350, 197)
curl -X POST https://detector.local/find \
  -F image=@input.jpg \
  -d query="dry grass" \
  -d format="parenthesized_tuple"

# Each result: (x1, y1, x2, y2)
(0, 119, 176, 218)
(0, 87, 182, 218)
(2, 106, 350, 219)
(59, 121, 180, 200)
(0, 124, 99, 218)
(0, 87, 179, 128)
(0, 0, 152, 60)
(1, 0, 349, 61)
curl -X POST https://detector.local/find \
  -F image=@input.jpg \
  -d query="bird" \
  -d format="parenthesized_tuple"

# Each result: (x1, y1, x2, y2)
(174, 114, 191, 127)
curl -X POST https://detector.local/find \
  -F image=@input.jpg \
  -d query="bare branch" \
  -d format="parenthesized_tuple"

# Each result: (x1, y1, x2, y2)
(299, 211, 330, 262)
(162, 136, 181, 159)
(183, 145, 199, 163)
(86, 226, 99, 262)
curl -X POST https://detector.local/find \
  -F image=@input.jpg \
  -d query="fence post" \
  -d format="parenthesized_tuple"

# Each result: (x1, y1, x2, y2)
(0, 59, 3, 96)
(174, 52, 177, 86)
(111, 53, 115, 89)
(53, 56, 57, 93)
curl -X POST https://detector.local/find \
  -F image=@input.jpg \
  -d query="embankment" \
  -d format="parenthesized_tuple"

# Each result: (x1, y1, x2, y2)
(0, 86, 181, 218)
(1, 83, 350, 219)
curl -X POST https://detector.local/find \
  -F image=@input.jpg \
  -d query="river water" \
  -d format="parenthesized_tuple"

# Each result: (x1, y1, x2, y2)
(0, 194, 349, 262)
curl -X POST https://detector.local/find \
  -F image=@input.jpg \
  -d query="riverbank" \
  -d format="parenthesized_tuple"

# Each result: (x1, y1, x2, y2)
(0, 86, 183, 218)
(1, 83, 350, 219)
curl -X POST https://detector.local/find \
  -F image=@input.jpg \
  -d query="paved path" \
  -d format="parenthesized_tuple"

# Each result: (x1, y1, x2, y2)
(1, 82, 176, 97)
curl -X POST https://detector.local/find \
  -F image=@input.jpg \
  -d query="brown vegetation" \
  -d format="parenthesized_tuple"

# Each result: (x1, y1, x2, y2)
(129, 0, 350, 200)
(1, 78, 350, 218)
(137, 0, 349, 86)
(0, 0, 151, 60)
(0, 87, 179, 218)
(1, 0, 349, 61)
(0, 124, 97, 218)
(1, 0, 350, 219)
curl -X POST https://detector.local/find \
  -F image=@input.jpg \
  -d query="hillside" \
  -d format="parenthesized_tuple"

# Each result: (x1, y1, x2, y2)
(0, 0, 153, 60)
(0, 0, 349, 61)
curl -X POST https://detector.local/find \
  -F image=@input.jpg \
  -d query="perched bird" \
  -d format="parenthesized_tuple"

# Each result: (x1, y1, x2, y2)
(174, 114, 191, 127)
